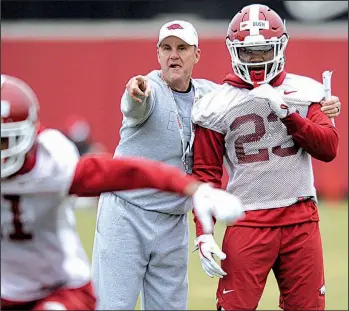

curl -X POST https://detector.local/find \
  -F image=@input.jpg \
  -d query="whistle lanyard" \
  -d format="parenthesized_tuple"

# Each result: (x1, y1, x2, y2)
(170, 86, 199, 174)
(174, 107, 195, 173)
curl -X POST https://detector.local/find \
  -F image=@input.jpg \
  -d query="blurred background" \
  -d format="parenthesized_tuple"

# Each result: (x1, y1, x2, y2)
(2, 1, 348, 309)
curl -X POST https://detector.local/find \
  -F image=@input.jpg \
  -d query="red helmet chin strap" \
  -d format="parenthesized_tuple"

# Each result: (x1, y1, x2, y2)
(250, 70, 265, 88)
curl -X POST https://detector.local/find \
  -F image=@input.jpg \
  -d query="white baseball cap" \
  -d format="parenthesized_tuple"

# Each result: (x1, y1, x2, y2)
(157, 20, 199, 47)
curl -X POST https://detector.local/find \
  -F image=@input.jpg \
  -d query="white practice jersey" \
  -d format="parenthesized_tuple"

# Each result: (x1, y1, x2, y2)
(192, 73, 325, 211)
(1, 129, 91, 302)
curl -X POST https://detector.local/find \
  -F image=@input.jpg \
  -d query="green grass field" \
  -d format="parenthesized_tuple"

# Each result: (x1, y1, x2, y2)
(75, 201, 348, 310)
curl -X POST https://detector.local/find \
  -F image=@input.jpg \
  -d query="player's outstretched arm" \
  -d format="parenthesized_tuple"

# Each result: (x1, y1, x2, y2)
(69, 154, 244, 234)
(69, 154, 197, 197)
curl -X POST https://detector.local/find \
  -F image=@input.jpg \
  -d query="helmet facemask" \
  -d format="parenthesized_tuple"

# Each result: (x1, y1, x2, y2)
(1, 120, 36, 179)
(226, 34, 288, 85)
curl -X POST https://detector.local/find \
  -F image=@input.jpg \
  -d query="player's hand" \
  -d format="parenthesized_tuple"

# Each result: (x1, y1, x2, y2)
(194, 234, 227, 278)
(192, 184, 245, 234)
(126, 75, 152, 104)
(320, 95, 341, 118)
(250, 83, 296, 119)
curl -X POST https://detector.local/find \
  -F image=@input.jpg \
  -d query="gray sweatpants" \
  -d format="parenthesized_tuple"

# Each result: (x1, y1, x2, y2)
(91, 193, 189, 310)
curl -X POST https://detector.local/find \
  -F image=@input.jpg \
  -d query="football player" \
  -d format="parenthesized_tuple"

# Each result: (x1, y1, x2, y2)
(191, 4, 339, 310)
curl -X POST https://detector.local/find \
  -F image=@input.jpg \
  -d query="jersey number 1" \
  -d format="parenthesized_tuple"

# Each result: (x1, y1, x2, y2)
(2, 195, 33, 240)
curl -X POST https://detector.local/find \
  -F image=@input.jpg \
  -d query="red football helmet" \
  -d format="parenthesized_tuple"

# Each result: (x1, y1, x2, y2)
(226, 4, 289, 85)
(1, 74, 39, 178)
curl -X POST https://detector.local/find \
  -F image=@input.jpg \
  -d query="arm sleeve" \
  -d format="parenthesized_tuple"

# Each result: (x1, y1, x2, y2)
(120, 89, 155, 127)
(69, 155, 196, 197)
(192, 125, 226, 236)
(281, 103, 339, 162)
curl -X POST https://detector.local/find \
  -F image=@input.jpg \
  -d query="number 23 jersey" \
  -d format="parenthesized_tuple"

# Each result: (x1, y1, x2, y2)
(192, 73, 325, 211)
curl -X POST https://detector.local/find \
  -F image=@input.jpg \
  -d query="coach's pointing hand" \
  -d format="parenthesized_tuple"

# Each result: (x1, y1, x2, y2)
(126, 75, 152, 104)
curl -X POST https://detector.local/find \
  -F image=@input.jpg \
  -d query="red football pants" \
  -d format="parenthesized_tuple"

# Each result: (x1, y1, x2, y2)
(217, 222, 325, 310)
(1, 282, 96, 310)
